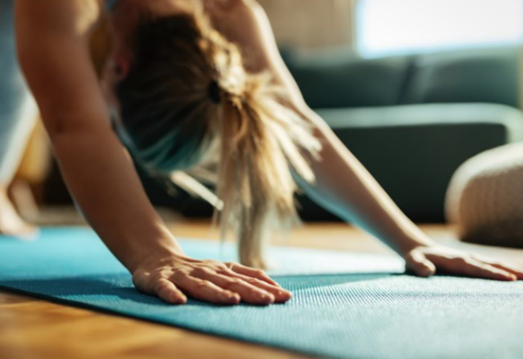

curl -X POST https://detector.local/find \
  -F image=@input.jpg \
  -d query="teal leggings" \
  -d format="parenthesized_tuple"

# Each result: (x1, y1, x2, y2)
(0, 0, 37, 185)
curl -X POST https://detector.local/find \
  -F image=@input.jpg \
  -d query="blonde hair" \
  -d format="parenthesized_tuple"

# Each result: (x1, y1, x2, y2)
(116, 5, 321, 268)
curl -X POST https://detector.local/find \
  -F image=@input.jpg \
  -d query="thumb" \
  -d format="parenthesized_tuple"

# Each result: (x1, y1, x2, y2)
(405, 249, 436, 277)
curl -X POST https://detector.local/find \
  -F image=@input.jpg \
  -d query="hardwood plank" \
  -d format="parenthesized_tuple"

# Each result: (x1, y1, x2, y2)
(0, 291, 309, 359)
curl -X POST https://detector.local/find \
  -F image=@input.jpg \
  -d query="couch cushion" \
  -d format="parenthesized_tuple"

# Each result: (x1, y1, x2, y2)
(283, 49, 412, 109)
(402, 47, 521, 107)
(298, 103, 523, 222)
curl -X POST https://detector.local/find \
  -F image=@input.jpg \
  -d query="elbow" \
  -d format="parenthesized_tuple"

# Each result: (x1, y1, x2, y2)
(44, 116, 67, 139)
(41, 111, 77, 143)
(41, 110, 95, 146)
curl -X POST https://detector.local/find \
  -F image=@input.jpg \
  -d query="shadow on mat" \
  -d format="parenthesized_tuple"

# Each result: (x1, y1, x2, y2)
(0, 272, 401, 306)
(0, 274, 168, 306)
(274, 273, 397, 291)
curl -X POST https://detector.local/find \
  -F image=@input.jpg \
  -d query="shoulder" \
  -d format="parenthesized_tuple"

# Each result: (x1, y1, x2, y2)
(206, 0, 264, 19)
(205, 0, 268, 48)
(205, 0, 274, 72)
(207, 0, 258, 10)
(16, 0, 110, 131)
(15, 0, 104, 39)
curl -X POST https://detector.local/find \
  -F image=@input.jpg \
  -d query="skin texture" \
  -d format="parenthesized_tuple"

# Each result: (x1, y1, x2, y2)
(14, 0, 523, 306)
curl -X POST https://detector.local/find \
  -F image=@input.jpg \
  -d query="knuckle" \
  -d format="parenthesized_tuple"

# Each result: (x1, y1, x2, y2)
(207, 260, 223, 267)
(154, 280, 170, 293)
(191, 267, 208, 277)
(131, 271, 145, 285)
(452, 257, 468, 265)
(220, 278, 242, 290)
(151, 273, 166, 284)
(221, 278, 241, 290)
(246, 278, 263, 284)
(195, 279, 211, 288)
(254, 269, 265, 276)
(462, 257, 475, 266)
(215, 262, 229, 271)
(216, 268, 230, 275)
(132, 270, 150, 282)
(227, 278, 242, 285)
(244, 277, 258, 284)
(170, 269, 187, 281)
(405, 251, 419, 262)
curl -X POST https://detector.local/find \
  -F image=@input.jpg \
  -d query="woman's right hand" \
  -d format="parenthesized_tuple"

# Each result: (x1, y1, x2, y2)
(132, 251, 292, 305)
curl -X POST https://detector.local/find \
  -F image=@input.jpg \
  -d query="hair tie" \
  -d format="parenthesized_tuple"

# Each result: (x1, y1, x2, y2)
(208, 80, 221, 104)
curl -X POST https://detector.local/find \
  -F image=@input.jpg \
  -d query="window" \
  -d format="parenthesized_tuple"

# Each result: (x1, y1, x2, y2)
(356, 0, 523, 57)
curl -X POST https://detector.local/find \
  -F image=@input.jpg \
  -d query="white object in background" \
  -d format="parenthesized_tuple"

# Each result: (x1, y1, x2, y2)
(446, 143, 523, 247)
(357, 0, 523, 57)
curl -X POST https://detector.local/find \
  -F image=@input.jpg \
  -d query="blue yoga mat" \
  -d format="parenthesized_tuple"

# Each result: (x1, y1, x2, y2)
(0, 227, 522, 359)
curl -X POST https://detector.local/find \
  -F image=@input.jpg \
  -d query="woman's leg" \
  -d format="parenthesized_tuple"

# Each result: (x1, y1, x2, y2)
(0, 0, 37, 236)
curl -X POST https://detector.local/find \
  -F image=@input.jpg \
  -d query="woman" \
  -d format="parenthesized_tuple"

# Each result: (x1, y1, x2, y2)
(14, 0, 523, 306)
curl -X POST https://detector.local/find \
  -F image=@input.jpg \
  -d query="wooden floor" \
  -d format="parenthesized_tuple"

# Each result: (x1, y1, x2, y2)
(2, 219, 523, 359)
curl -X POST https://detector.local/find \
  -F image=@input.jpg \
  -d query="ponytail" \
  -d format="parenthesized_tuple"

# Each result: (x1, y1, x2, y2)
(212, 73, 320, 268)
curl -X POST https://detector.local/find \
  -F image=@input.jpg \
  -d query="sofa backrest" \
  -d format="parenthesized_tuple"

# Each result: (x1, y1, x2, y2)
(282, 48, 412, 109)
(283, 46, 521, 109)
(401, 47, 521, 108)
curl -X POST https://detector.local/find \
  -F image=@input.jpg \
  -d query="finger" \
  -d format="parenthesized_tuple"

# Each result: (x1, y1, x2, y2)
(459, 260, 516, 281)
(226, 262, 279, 286)
(472, 256, 523, 280)
(225, 271, 291, 303)
(132, 273, 187, 305)
(405, 250, 436, 277)
(154, 279, 187, 305)
(488, 264, 523, 280)
(173, 275, 241, 305)
(193, 270, 275, 305)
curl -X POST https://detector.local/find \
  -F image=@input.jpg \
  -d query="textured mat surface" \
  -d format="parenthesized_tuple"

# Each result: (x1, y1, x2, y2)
(0, 227, 522, 359)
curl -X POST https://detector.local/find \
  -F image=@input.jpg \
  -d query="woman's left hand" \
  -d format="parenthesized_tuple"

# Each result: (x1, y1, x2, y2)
(403, 245, 523, 281)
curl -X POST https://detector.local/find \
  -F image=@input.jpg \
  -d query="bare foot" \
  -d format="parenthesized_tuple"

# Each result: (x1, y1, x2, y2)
(0, 190, 38, 239)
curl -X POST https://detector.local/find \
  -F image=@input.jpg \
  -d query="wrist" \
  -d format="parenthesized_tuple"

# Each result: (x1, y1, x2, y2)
(394, 228, 436, 257)
(124, 233, 186, 273)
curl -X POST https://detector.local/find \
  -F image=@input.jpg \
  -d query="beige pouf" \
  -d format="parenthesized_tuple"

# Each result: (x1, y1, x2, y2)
(445, 143, 523, 247)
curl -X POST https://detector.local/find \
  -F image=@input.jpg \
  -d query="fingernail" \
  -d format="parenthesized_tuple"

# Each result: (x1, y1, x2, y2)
(262, 293, 275, 303)
(174, 297, 186, 304)
(421, 269, 433, 277)
(277, 290, 292, 300)
(227, 293, 240, 302)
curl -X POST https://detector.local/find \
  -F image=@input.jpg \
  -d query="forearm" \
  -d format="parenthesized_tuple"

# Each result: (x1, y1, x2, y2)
(297, 108, 434, 255)
(51, 126, 182, 271)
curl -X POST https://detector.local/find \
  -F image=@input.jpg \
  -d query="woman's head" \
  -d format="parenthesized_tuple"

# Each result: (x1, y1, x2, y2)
(107, 2, 321, 268)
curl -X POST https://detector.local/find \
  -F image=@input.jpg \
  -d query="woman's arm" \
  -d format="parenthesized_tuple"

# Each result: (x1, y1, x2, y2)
(16, 0, 177, 271)
(15, 0, 289, 305)
(231, 0, 523, 281)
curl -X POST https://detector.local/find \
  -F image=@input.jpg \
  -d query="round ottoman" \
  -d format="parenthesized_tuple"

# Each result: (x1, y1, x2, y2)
(445, 143, 523, 247)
